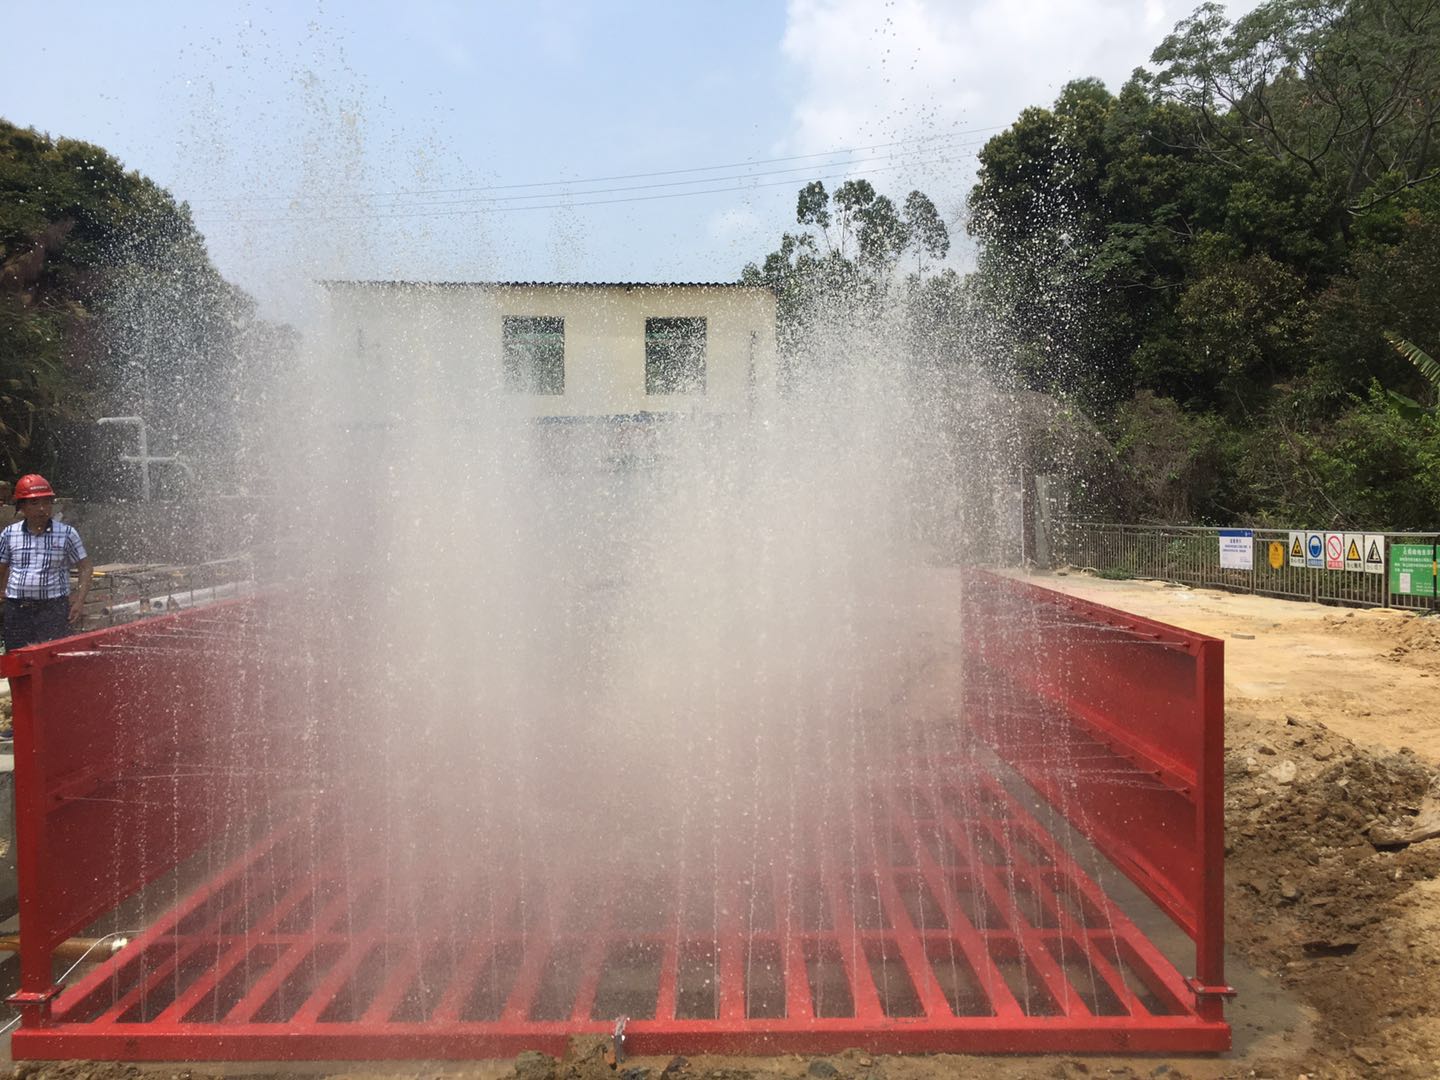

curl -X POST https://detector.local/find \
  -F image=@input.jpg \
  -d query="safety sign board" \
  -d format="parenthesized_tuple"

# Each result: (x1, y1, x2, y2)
(1306, 532, 1324, 569)
(1390, 543, 1439, 597)
(1267, 541, 1285, 570)
(1324, 532, 1344, 570)
(1344, 533, 1364, 572)
(1363, 534, 1385, 575)
(1218, 529, 1254, 570)
(1288, 531, 1306, 568)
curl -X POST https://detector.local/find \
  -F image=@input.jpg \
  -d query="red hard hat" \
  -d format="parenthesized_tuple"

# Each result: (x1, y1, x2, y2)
(13, 474, 56, 502)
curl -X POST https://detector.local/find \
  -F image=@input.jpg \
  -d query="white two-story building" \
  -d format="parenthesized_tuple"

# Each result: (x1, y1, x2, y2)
(322, 280, 779, 423)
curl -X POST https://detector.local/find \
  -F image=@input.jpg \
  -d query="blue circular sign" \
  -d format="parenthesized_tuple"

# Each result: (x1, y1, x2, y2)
(1308, 535, 1323, 558)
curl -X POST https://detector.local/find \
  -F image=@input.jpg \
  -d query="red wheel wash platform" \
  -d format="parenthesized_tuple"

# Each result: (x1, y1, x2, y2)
(2, 573, 1231, 1059)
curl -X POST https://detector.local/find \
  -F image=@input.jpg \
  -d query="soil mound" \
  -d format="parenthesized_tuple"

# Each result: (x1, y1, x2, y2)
(1227, 710, 1440, 1077)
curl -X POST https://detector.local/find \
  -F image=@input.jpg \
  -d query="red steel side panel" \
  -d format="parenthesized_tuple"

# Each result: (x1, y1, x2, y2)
(1, 598, 321, 1025)
(958, 572, 1228, 1004)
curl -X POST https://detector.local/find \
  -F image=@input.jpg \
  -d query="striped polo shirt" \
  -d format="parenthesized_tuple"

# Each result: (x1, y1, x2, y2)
(0, 518, 87, 599)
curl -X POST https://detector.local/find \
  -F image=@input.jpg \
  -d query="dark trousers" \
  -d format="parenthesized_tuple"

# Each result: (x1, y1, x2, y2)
(3, 597, 71, 652)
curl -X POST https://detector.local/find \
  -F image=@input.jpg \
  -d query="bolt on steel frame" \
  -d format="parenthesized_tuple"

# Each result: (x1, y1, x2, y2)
(3, 574, 1231, 1058)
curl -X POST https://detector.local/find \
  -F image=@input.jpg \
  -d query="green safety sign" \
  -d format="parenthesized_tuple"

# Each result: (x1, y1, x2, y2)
(1389, 543, 1439, 597)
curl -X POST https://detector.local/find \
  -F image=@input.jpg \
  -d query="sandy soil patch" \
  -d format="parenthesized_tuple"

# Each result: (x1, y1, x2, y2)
(1028, 570, 1440, 1078)
(1033, 572, 1440, 763)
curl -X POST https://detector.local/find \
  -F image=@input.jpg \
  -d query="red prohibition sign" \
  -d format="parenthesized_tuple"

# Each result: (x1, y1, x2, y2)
(1326, 535, 1343, 559)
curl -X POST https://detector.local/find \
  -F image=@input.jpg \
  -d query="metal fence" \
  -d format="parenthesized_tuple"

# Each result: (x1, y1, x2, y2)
(1053, 522, 1440, 612)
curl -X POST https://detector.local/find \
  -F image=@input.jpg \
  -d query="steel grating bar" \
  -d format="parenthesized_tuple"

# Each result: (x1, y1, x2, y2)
(568, 879, 619, 1023)
(1009, 859, 1132, 1013)
(771, 859, 813, 1023)
(989, 772, 1197, 1014)
(869, 789, 1019, 1025)
(16, 777, 1227, 1057)
(1006, 848, 1149, 1019)
(150, 854, 349, 1025)
(652, 910, 681, 1023)
(972, 817, 1093, 1020)
(857, 820, 960, 1020)
(716, 874, 746, 1022)
(818, 860, 886, 1021)
(222, 865, 382, 1023)
(429, 874, 527, 1024)
(290, 930, 384, 1024)
(53, 817, 306, 1023)
(944, 789, 1134, 1025)
(359, 947, 424, 1025)
(499, 923, 558, 1024)
(89, 844, 297, 1026)
(880, 791, 1024, 1019)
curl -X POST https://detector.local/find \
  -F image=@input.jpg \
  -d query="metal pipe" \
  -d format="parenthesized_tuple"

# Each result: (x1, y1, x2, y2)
(0, 935, 128, 961)
(120, 452, 196, 487)
(98, 416, 151, 502)
(100, 415, 196, 499)
(102, 580, 252, 617)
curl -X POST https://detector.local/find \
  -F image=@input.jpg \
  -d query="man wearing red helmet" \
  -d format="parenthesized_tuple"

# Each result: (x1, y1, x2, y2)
(0, 474, 93, 651)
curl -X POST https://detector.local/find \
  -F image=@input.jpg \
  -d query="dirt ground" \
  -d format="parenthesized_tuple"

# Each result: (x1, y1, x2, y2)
(7, 572, 1440, 1080)
(1006, 572, 1440, 1079)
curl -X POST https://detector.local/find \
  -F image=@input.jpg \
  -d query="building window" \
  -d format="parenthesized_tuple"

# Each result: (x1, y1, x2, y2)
(645, 317, 706, 395)
(503, 316, 565, 394)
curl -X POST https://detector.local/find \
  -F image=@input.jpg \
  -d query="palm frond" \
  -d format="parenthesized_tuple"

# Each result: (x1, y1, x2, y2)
(1384, 332, 1440, 390)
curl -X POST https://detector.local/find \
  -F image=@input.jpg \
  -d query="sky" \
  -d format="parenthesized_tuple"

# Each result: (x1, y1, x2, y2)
(2, 0, 1260, 322)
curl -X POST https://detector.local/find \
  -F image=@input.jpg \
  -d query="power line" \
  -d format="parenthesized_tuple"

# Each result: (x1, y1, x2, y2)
(198, 140, 989, 221)
(195, 150, 981, 226)
(186, 128, 1002, 208)
(319, 144, 986, 209)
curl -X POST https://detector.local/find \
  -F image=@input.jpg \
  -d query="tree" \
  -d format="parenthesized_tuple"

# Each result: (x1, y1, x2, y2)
(0, 118, 287, 490)
(742, 179, 951, 369)
(902, 191, 950, 273)
(967, 79, 1146, 409)
(1150, 0, 1440, 212)
(963, 5, 1440, 525)
(796, 181, 831, 233)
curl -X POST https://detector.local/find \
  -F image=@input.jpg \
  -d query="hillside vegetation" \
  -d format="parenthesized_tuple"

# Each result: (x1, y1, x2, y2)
(0, 119, 287, 493)
(748, 0, 1440, 530)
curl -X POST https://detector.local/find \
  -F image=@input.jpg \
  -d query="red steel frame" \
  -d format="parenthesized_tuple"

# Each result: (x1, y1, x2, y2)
(3, 575, 1231, 1058)
(958, 572, 1230, 1022)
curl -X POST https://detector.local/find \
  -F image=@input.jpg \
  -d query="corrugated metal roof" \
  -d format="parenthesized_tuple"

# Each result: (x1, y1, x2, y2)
(319, 279, 767, 290)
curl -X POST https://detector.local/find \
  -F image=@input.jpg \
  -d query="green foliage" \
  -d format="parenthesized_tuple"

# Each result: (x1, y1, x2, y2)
(741, 0, 1440, 529)
(1297, 388, 1440, 527)
(958, 0, 1440, 528)
(0, 117, 287, 491)
(903, 191, 949, 272)
(796, 181, 830, 230)
(1150, 0, 1440, 210)
(1110, 391, 1231, 521)
(1382, 333, 1440, 417)
(1384, 335, 1440, 393)
(741, 179, 953, 371)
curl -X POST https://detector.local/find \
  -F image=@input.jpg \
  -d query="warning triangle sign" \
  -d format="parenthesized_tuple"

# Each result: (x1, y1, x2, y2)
(1367, 540, 1383, 564)
(1291, 537, 1303, 557)
(1347, 538, 1361, 561)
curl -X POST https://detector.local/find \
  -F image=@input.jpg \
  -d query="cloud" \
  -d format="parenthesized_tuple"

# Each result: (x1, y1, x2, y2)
(779, 0, 1261, 231)
(402, 0, 479, 71)
(707, 204, 770, 263)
